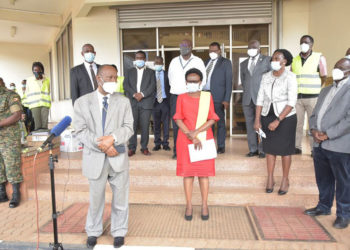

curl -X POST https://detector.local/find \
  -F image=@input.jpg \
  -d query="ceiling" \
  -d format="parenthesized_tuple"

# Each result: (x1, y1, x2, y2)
(0, 0, 72, 45)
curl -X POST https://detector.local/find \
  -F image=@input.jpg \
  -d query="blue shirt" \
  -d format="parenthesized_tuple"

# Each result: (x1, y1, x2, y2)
(155, 70, 167, 99)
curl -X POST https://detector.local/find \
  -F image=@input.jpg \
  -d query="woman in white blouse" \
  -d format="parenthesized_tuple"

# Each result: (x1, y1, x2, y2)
(254, 49, 298, 195)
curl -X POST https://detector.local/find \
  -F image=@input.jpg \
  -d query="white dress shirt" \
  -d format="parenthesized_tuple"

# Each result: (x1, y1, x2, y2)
(168, 54, 207, 95)
(248, 54, 260, 71)
(84, 61, 98, 89)
(317, 77, 349, 130)
(203, 58, 218, 91)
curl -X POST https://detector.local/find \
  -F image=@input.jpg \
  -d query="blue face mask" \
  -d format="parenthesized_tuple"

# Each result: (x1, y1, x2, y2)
(154, 65, 163, 72)
(84, 52, 95, 63)
(135, 60, 145, 68)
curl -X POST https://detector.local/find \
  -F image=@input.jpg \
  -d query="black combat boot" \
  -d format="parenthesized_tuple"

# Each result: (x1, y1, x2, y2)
(9, 183, 20, 208)
(0, 183, 9, 202)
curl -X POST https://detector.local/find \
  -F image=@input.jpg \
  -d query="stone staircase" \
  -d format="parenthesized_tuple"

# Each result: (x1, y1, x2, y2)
(28, 138, 319, 208)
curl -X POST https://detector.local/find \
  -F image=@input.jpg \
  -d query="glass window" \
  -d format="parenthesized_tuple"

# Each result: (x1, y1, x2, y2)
(195, 26, 230, 47)
(122, 28, 156, 50)
(232, 24, 269, 46)
(122, 51, 157, 75)
(159, 27, 192, 48)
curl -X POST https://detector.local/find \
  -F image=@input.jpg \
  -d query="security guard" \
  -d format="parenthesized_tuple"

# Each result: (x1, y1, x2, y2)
(0, 83, 23, 208)
(291, 35, 327, 156)
(26, 62, 51, 131)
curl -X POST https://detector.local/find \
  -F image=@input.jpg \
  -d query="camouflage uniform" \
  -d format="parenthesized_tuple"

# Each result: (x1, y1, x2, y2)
(0, 86, 23, 184)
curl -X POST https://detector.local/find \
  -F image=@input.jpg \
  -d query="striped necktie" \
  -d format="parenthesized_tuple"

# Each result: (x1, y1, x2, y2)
(206, 60, 214, 77)
(156, 72, 163, 103)
(102, 96, 108, 133)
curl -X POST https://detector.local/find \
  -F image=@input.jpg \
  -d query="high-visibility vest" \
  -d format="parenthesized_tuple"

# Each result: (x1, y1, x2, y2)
(26, 76, 51, 109)
(21, 93, 29, 108)
(292, 52, 322, 94)
(116, 76, 125, 94)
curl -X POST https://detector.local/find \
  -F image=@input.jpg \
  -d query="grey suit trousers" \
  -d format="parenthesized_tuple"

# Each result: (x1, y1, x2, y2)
(243, 100, 263, 153)
(85, 158, 129, 238)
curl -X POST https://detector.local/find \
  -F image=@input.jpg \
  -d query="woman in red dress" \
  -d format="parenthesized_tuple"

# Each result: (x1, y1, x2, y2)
(173, 68, 219, 221)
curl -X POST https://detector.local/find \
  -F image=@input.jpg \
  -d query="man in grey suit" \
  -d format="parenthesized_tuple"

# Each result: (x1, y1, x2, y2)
(70, 44, 100, 105)
(240, 40, 271, 158)
(203, 42, 233, 154)
(123, 50, 156, 156)
(304, 58, 350, 229)
(74, 65, 134, 248)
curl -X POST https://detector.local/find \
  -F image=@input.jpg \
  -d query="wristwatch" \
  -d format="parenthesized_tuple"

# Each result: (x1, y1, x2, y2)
(276, 117, 281, 122)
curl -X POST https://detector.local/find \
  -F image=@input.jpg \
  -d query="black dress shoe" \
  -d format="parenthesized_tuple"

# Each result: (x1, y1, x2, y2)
(201, 208, 209, 221)
(185, 208, 193, 221)
(258, 152, 266, 158)
(113, 237, 124, 248)
(246, 151, 258, 157)
(152, 145, 161, 151)
(163, 145, 171, 151)
(217, 148, 225, 154)
(294, 148, 302, 155)
(304, 207, 331, 216)
(86, 236, 97, 249)
(333, 217, 349, 229)
(266, 183, 275, 193)
(278, 189, 288, 195)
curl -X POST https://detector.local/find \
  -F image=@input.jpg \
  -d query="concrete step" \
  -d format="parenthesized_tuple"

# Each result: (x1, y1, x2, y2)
(28, 184, 319, 207)
(37, 168, 317, 191)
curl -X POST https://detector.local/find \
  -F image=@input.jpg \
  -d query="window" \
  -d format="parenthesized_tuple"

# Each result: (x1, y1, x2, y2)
(56, 21, 73, 100)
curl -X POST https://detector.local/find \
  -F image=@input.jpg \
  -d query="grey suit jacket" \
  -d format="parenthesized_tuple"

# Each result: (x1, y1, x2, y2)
(73, 91, 134, 179)
(70, 63, 100, 105)
(123, 67, 156, 109)
(240, 55, 271, 106)
(309, 78, 350, 154)
(205, 57, 233, 103)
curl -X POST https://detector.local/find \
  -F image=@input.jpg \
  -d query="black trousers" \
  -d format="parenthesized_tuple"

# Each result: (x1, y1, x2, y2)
(170, 94, 178, 154)
(313, 146, 350, 219)
(152, 99, 170, 147)
(213, 102, 227, 149)
(128, 105, 152, 151)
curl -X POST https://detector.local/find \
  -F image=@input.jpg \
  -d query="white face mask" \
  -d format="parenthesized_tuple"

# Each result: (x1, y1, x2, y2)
(247, 49, 258, 57)
(84, 52, 95, 63)
(300, 43, 310, 53)
(101, 81, 117, 94)
(186, 83, 200, 93)
(345, 55, 350, 60)
(271, 61, 282, 71)
(10, 86, 16, 90)
(332, 68, 345, 81)
(209, 52, 218, 60)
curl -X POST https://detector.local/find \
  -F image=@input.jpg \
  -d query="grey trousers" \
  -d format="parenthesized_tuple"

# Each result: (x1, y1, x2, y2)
(295, 97, 317, 150)
(85, 159, 129, 238)
(243, 100, 263, 153)
(31, 107, 49, 130)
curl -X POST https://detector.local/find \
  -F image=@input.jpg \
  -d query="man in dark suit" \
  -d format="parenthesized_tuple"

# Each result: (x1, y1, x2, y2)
(70, 44, 100, 105)
(240, 40, 271, 158)
(152, 56, 171, 151)
(203, 42, 233, 154)
(124, 50, 156, 156)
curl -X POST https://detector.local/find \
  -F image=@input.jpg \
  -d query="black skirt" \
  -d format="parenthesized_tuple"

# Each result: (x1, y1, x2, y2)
(261, 106, 297, 156)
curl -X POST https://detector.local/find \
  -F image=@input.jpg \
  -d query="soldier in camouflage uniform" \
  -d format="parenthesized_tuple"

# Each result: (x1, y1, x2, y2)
(0, 84, 23, 208)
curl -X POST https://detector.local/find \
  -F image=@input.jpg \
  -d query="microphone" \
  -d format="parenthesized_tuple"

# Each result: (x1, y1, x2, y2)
(37, 116, 72, 152)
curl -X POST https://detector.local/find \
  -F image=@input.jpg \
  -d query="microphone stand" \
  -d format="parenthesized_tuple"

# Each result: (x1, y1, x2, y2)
(48, 142, 64, 250)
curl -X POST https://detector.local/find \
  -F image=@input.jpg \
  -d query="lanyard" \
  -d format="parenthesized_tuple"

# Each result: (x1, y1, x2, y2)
(179, 56, 193, 70)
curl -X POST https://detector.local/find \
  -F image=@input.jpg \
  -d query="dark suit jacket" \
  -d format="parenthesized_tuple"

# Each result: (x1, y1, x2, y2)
(155, 70, 170, 105)
(240, 55, 271, 106)
(123, 67, 156, 110)
(205, 57, 233, 103)
(70, 63, 100, 105)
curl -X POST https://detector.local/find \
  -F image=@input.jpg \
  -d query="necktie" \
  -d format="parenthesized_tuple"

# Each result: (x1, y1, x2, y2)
(156, 72, 163, 103)
(206, 60, 214, 77)
(249, 58, 256, 75)
(102, 96, 108, 133)
(90, 64, 98, 90)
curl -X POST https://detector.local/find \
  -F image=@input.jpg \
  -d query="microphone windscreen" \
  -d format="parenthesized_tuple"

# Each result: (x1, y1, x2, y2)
(50, 116, 72, 137)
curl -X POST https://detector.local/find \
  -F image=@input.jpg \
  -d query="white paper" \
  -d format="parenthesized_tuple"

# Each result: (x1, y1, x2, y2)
(188, 139, 217, 163)
(256, 128, 266, 140)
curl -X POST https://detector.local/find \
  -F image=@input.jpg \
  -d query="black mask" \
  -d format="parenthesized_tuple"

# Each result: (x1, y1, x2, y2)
(33, 71, 43, 78)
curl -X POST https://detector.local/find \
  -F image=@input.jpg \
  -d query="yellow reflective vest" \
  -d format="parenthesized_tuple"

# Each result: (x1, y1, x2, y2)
(21, 93, 29, 108)
(116, 76, 125, 94)
(26, 76, 51, 109)
(292, 52, 322, 94)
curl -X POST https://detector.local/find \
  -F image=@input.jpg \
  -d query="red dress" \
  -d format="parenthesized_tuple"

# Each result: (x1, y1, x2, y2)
(173, 93, 219, 177)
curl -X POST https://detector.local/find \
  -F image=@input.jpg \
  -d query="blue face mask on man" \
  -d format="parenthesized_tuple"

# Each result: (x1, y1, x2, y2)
(154, 65, 163, 72)
(135, 60, 145, 68)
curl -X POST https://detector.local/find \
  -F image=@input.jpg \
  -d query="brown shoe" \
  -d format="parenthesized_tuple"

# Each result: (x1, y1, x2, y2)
(141, 148, 151, 156)
(128, 149, 135, 157)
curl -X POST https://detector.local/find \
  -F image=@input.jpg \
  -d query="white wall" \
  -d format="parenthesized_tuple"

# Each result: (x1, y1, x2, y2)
(0, 42, 50, 90)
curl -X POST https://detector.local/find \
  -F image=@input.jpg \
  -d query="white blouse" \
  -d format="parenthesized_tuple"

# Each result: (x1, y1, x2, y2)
(256, 70, 298, 117)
